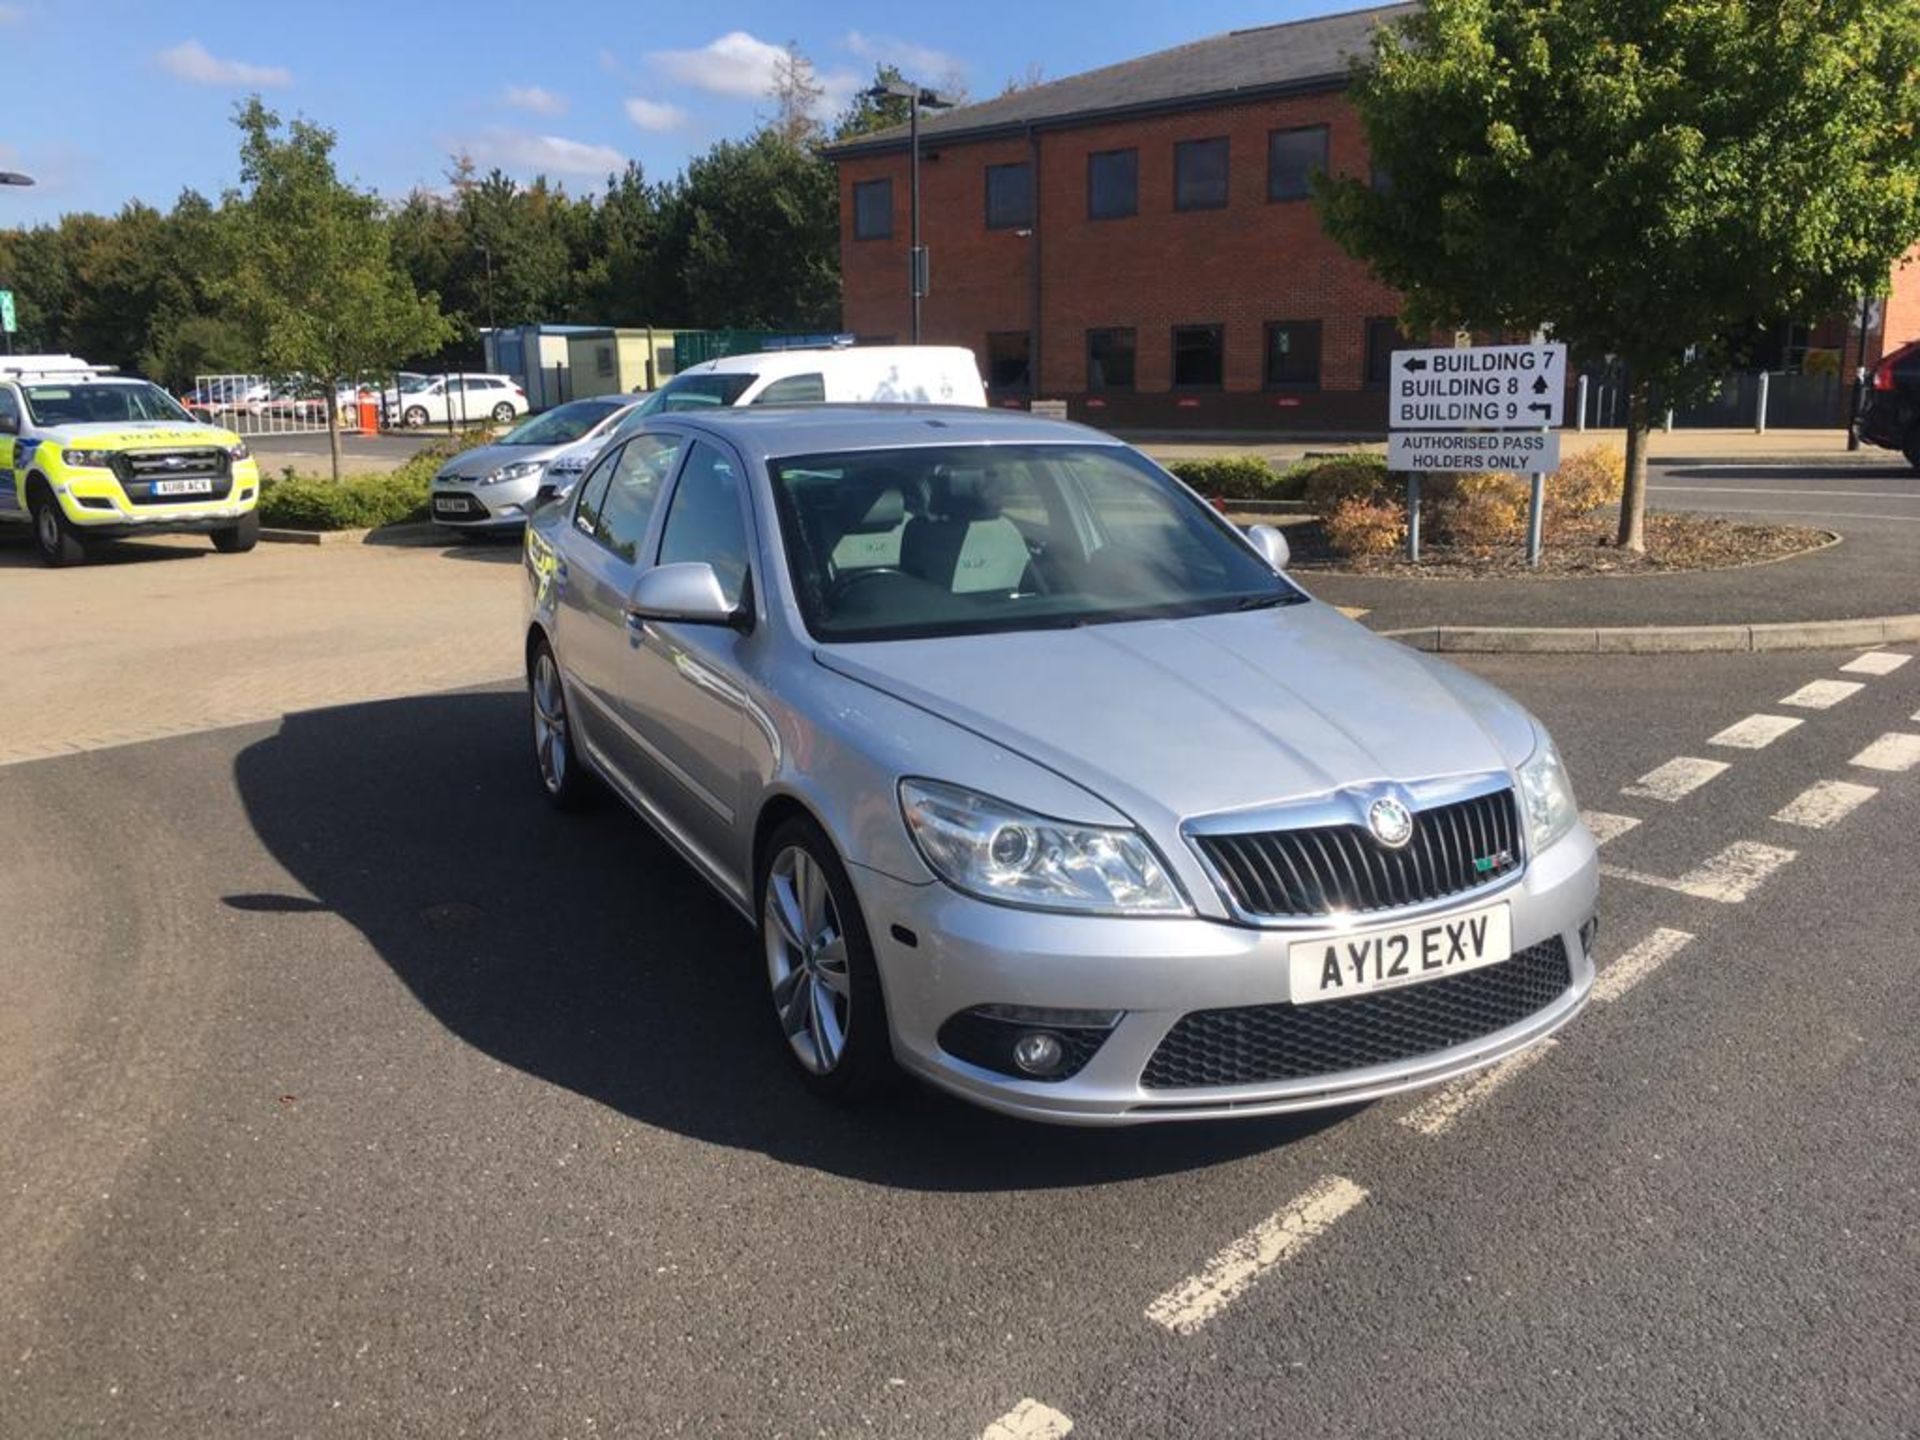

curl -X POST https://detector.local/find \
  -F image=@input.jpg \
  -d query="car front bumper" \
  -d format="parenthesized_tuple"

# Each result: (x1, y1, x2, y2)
(853, 825, 1600, 1126)
(430, 476, 541, 531)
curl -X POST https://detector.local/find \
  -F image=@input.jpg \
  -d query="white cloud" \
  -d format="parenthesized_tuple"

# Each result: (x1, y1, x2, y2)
(504, 85, 567, 116)
(648, 30, 859, 114)
(461, 129, 626, 178)
(843, 31, 965, 84)
(623, 98, 689, 132)
(157, 39, 292, 88)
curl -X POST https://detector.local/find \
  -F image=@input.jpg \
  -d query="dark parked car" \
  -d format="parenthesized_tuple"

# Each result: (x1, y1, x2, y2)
(1858, 337, 1920, 472)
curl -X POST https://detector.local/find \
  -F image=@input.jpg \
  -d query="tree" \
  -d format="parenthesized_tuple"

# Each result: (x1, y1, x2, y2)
(768, 41, 825, 147)
(833, 64, 914, 141)
(1319, 0, 1920, 551)
(657, 131, 839, 329)
(219, 97, 453, 480)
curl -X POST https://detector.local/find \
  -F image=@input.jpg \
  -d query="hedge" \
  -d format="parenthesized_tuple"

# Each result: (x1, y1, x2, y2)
(1163, 455, 1301, 501)
(256, 429, 491, 531)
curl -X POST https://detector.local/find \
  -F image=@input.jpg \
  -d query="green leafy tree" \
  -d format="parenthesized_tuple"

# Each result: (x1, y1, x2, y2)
(219, 97, 453, 480)
(1319, 0, 1920, 551)
(657, 130, 840, 329)
(833, 64, 913, 141)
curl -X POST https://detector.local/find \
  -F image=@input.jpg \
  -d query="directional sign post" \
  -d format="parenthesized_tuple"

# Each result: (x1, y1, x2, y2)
(0, 290, 14, 355)
(1387, 340, 1568, 567)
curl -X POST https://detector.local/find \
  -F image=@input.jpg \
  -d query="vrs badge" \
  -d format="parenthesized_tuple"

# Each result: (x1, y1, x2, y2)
(1367, 796, 1414, 849)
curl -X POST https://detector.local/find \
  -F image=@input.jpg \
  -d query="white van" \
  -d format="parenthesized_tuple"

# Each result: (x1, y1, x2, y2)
(626, 345, 987, 416)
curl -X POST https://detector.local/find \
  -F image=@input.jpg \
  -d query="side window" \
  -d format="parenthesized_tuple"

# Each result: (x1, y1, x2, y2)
(752, 373, 826, 405)
(657, 441, 750, 607)
(592, 433, 684, 562)
(0, 386, 19, 433)
(572, 444, 623, 535)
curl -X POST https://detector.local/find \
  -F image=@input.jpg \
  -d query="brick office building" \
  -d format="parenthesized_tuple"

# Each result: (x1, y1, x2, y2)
(825, 3, 1419, 431)
(826, 3, 1920, 433)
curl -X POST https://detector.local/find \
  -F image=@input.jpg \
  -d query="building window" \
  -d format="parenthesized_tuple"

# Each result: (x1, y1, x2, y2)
(1365, 317, 1409, 386)
(1265, 322, 1322, 388)
(1172, 325, 1224, 389)
(1268, 126, 1328, 202)
(1087, 329, 1136, 391)
(985, 162, 1034, 230)
(1087, 148, 1138, 221)
(986, 332, 1032, 392)
(852, 178, 893, 240)
(1174, 137, 1230, 211)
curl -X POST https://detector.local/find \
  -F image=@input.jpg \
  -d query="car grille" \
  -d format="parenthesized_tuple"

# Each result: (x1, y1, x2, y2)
(110, 448, 233, 505)
(1193, 787, 1521, 920)
(1141, 937, 1572, 1089)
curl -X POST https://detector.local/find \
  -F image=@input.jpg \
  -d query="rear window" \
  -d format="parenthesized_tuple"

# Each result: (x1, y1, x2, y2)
(622, 373, 757, 428)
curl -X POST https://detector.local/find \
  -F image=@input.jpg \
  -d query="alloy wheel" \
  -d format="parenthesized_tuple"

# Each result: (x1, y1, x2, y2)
(764, 845, 852, 1074)
(531, 650, 569, 794)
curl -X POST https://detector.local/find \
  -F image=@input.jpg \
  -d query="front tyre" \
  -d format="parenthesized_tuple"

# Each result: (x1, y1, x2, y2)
(760, 817, 894, 1102)
(30, 492, 87, 568)
(403, 405, 429, 428)
(529, 640, 594, 810)
(211, 511, 260, 553)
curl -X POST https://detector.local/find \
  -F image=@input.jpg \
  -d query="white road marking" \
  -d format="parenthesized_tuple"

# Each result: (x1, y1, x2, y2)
(1850, 732, 1920, 773)
(1779, 679, 1865, 710)
(1841, 651, 1912, 675)
(1398, 1041, 1557, 1137)
(1581, 811, 1641, 845)
(1708, 714, 1803, 750)
(1144, 1176, 1368, 1336)
(1600, 840, 1797, 904)
(1774, 779, 1878, 830)
(1590, 927, 1695, 1004)
(980, 1399, 1074, 1440)
(1622, 756, 1729, 802)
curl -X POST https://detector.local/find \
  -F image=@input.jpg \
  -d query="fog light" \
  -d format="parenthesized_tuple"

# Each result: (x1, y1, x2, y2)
(1012, 1031, 1065, 1076)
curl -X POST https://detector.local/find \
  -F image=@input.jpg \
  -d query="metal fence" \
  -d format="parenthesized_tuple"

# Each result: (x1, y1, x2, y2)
(189, 374, 383, 436)
(1573, 367, 1852, 431)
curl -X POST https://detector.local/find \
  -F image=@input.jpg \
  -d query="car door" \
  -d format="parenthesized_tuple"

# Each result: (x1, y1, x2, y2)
(549, 432, 688, 796)
(0, 386, 22, 515)
(618, 437, 757, 889)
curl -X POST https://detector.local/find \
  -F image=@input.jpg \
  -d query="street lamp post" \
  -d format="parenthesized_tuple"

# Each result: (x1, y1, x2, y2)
(866, 82, 953, 344)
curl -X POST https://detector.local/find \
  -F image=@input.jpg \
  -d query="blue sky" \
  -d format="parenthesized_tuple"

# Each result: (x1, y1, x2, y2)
(1, 0, 1340, 224)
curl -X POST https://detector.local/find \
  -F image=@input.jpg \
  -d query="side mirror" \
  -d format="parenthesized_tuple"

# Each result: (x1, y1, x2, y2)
(532, 482, 560, 509)
(1246, 522, 1290, 572)
(0, 413, 17, 436)
(624, 562, 744, 629)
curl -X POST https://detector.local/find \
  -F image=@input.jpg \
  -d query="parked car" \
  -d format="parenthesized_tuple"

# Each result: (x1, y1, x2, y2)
(614, 345, 988, 425)
(1858, 337, 1920, 472)
(520, 407, 1599, 1124)
(392, 373, 528, 428)
(430, 394, 638, 534)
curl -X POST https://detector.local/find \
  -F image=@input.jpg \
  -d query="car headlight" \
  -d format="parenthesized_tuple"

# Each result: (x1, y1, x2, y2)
(228, 442, 250, 461)
(1517, 729, 1578, 855)
(899, 779, 1188, 915)
(483, 460, 545, 486)
(61, 448, 114, 468)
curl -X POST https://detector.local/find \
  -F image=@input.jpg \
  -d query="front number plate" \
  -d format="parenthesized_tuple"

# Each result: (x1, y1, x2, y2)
(435, 496, 471, 513)
(1289, 903, 1511, 1005)
(152, 478, 214, 495)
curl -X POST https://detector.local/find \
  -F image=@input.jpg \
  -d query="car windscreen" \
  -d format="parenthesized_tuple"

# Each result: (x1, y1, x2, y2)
(498, 399, 623, 446)
(628, 373, 756, 417)
(23, 382, 195, 427)
(767, 443, 1304, 642)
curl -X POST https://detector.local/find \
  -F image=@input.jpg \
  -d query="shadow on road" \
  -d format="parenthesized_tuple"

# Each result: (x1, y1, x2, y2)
(231, 689, 1343, 1191)
(1661, 462, 1916, 482)
(0, 533, 212, 569)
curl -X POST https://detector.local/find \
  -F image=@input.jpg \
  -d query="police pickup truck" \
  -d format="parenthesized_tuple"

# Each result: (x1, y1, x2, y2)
(0, 356, 262, 567)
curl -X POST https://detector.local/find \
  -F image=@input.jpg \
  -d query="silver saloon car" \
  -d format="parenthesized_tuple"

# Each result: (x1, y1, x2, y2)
(521, 407, 1599, 1125)
(431, 395, 637, 534)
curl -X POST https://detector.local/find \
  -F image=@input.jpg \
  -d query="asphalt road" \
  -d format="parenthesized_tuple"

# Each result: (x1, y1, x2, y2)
(1649, 456, 1920, 528)
(2, 645, 1917, 1437)
(248, 430, 443, 476)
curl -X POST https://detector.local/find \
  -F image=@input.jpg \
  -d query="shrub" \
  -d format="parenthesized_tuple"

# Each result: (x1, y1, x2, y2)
(1164, 455, 1283, 499)
(259, 470, 431, 530)
(1297, 454, 1392, 512)
(1322, 496, 1406, 557)
(1546, 445, 1624, 529)
(1429, 471, 1528, 547)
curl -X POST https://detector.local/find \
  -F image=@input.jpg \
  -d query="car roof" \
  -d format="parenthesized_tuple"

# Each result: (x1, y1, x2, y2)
(680, 345, 979, 378)
(641, 404, 1114, 460)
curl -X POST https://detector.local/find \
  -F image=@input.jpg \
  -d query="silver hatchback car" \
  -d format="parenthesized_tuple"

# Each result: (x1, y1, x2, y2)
(522, 407, 1599, 1124)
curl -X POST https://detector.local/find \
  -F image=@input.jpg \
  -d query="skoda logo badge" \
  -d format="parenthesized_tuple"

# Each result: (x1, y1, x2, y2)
(1368, 797, 1414, 849)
